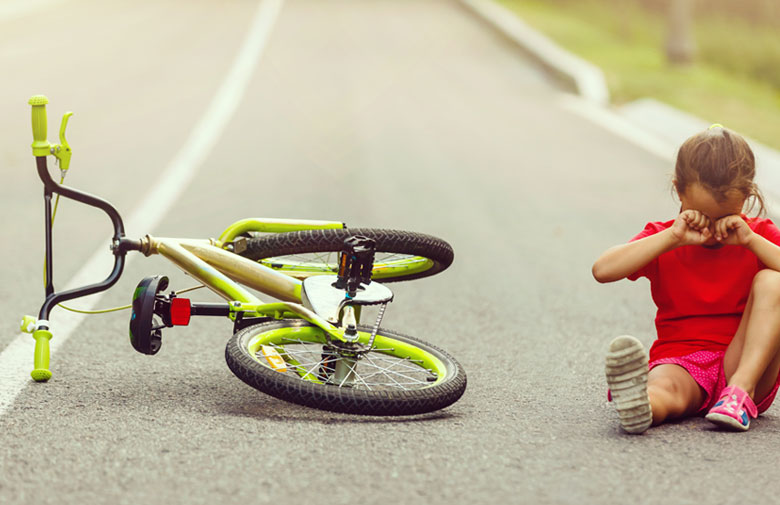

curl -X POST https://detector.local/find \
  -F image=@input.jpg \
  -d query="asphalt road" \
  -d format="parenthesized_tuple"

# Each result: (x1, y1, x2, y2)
(1, 1, 778, 504)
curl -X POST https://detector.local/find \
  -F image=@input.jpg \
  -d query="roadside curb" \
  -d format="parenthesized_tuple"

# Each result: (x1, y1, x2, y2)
(460, 0, 780, 216)
(458, 0, 609, 106)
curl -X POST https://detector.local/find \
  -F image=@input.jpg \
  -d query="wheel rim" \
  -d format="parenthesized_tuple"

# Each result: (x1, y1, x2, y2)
(258, 252, 435, 280)
(244, 325, 449, 390)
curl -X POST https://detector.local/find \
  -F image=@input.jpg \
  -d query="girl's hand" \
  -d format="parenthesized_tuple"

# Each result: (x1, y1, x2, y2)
(671, 209, 713, 245)
(714, 215, 754, 246)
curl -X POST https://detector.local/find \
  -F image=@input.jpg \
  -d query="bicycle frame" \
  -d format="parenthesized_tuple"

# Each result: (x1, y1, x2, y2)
(142, 235, 355, 343)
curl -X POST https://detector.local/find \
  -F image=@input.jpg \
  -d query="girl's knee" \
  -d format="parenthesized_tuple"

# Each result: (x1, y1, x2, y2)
(647, 367, 703, 418)
(648, 374, 680, 396)
(751, 269, 780, 302)
(648, 375, 685, 413)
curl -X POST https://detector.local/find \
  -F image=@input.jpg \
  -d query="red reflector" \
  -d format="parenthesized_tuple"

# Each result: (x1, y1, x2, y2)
(170, 298, 191, 326)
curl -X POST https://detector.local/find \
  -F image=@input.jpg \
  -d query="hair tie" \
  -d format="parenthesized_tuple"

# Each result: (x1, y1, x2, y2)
(709, 123, 724, 129)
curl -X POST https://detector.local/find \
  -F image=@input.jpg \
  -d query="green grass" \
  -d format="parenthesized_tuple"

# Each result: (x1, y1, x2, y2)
(496, 0, 780, 150)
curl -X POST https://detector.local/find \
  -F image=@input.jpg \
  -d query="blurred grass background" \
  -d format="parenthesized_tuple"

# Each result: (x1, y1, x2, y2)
(496, 0, 780, 150)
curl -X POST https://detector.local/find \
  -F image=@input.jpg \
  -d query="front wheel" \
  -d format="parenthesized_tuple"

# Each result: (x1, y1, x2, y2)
(225, 320, 466, 416)
(238, 228, 454, 282)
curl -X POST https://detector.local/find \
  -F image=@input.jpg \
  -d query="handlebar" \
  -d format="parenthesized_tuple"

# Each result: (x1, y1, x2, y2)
(29, 95, 50, 156)
(29, 95, 74, 170)
(27, 95, 139, 322)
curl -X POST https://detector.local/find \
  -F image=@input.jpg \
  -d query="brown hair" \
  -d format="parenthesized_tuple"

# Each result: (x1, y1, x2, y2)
(674, 126, 765, 216)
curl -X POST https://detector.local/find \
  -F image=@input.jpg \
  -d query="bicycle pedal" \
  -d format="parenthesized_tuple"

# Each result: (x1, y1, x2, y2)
(129, 275, 169, 355)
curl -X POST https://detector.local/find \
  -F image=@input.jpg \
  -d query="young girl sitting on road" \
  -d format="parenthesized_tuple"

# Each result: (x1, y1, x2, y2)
(592, 125, 780, 434)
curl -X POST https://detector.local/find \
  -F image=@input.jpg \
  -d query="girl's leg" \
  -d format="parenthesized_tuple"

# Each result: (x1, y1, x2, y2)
(723, 269, 780, 402)
(647, 364, 704, 424)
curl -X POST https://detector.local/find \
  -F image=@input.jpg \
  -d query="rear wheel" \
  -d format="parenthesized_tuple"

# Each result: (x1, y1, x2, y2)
(238, 228, 453, 282)
(225, 320, 466, 415)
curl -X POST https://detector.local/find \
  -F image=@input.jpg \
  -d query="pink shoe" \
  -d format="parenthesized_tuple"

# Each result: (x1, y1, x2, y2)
(705, 385, 758, 431)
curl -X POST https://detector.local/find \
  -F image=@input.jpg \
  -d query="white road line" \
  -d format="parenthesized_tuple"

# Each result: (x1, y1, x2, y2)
(557, 93, 677, 163)
(0, 0, 284, 417)
(558, 93, 780, 218)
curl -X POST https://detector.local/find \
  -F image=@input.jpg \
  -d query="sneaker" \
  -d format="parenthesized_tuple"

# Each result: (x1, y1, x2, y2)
(705, 385, 757, 431)
(605, 335, 652, 434)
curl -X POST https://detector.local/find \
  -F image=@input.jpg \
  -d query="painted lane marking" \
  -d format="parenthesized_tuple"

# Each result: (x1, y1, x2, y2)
(557, 93, 676, 162)
(0, 0, 285, 417)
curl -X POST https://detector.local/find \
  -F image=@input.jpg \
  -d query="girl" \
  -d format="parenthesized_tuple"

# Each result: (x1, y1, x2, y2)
(593, 125, 780, 433)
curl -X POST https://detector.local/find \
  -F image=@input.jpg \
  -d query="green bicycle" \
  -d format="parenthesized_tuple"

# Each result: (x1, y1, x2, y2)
(21, 96, 466, 416)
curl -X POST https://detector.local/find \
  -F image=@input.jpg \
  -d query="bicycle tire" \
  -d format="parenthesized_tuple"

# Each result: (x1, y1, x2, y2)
(238, 228, 453, 282)
(225, 319, 466, 415)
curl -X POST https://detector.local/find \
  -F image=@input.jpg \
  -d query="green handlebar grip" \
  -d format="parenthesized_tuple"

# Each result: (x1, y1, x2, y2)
(31, 328, 53, 382)
(29, 95, 51, 157)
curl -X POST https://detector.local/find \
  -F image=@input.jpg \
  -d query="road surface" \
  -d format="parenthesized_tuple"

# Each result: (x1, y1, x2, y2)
(1, 1, 777, 504)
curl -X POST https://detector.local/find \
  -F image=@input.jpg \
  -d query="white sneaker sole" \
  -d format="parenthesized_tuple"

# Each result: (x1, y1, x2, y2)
(605, 335, 652, 434)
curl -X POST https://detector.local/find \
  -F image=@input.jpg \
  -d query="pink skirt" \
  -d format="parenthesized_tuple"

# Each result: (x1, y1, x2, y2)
(650, 350, 780, 414)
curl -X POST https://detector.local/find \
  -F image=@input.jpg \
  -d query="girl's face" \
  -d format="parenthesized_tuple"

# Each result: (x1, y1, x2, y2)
(678, 182, 746, 246)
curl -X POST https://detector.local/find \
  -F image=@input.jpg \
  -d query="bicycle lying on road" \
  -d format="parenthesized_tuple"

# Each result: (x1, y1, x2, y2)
(20, 96, 466, 416)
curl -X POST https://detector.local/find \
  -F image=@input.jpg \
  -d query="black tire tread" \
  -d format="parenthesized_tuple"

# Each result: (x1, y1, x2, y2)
(239, 228, 454, 282)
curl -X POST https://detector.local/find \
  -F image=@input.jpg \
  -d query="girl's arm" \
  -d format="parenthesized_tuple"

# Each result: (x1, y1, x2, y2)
(592, 230, 676, 283)
(593, 210, 712, 283)
(714, 216, 780, 272)
(748, 235, 780, 272)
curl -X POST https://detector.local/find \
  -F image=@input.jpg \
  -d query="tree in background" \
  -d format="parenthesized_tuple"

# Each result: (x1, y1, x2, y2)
(665, 0, 696, 65)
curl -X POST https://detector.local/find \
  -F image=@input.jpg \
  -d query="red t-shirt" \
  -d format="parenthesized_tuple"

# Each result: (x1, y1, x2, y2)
(628, 217, 780, 361)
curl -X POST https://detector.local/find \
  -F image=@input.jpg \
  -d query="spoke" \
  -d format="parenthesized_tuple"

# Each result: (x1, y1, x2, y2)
(269, 252, 337, 267)
(376, 253, 405, 262)
(276, 358, 325, 368)
(255, 349, 324, 370)
(375, 254, 419, 264)
(262, 251, 425, 272)
(255, 340, 434, 390)
(361, 366, 429, 385)
(359, 356, 430, 389)
(303, 357, 329, 379)
(360, 362, 427, 375)
(260, 344, 330, 378)
(357, 381, 430, 387)
(362, 354, 430, 374)
(279, 338, 309, 344)
(359, 355, 431, 384)
(338, 363, 353, 388)
(350, 366, 373, 391)
(368, 358, 406, 390)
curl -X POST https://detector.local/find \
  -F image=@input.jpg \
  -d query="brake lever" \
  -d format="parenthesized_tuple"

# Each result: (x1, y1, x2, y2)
(51, 112, 73, 175)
